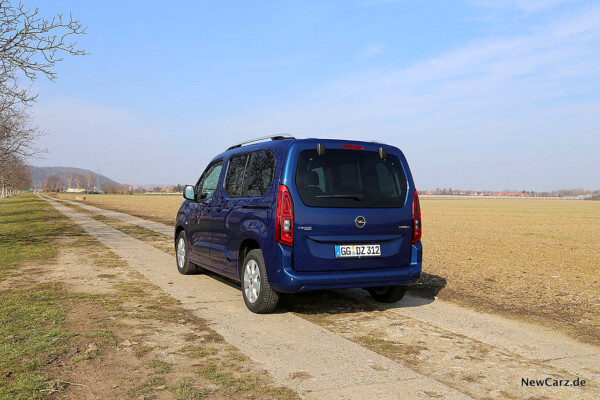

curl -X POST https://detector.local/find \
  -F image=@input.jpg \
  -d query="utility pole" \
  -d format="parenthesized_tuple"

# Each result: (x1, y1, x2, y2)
(97, 164, 101, 192)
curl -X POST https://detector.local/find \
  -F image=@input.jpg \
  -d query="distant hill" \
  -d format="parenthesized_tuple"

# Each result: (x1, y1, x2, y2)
(29, 166, 120, 189)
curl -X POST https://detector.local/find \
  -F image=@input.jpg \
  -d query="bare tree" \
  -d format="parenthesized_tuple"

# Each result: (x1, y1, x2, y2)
(42, 172, 60, 192)
(64, 173, 73, 188)
(74, 173, 84, 189)
(0, 1, 86, 166)
(0, 108, 42, 163)
(0, 1, 87, 107)
(84, 173, 94, 191)
(0, 154, 31, 197)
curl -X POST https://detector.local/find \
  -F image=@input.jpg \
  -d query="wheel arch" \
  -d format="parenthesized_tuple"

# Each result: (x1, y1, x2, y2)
(238, 238, 261, 278)
(174, 224, 185, 245)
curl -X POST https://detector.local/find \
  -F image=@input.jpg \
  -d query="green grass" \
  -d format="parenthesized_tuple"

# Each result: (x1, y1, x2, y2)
(179, 345, 219, 358)
(125, 376, 166, 398)
(72, 354, 91, 362)
(133, 344, 153, 358)
(84, 329, 117, 346)
(170, 378, 210, 400)
(196, 364, 297, 398)
(146, 359, 173, 374)
(0, 284, 77, 400)
(0, 194, 89, 399)
(0, 193, 84, 273)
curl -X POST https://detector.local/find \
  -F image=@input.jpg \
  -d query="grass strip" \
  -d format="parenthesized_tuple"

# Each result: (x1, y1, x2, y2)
(0, 194, 86, 274)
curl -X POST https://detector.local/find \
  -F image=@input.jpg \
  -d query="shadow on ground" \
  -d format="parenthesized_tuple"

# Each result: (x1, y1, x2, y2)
(196, 267, 448, 317)
(406, 272, 447, 298)
(279, 272, 448, 317)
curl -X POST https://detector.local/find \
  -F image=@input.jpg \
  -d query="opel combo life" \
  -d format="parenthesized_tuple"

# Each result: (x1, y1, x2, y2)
(174, 135, 422, 313)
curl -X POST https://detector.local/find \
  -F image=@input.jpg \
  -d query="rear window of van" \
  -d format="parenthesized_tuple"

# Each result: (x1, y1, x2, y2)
(295, 149, 408, 208)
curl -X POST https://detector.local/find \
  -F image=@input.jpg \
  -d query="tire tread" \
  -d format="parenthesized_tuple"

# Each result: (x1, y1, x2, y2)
(243, 249, 279, 313)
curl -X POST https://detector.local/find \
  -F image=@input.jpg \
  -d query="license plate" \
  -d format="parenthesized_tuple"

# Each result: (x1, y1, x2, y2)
(335, 244, 381, 258)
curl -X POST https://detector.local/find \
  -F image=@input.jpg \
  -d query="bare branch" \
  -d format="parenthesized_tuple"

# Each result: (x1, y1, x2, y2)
(0, 107, 45, 163)
(0, 1, 86, 173)
(0, 1, 87, 105)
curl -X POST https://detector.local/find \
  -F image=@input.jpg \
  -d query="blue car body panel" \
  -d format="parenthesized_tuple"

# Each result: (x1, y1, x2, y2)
(175, 138, 422, 292)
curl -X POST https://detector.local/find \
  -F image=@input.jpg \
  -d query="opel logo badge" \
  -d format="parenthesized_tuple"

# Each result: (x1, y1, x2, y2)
(355, 216, 366, 228)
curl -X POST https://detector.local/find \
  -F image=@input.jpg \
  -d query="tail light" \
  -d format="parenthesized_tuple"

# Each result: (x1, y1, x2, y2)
(276, 184, 294, 246)
(412, 189, 422, 244)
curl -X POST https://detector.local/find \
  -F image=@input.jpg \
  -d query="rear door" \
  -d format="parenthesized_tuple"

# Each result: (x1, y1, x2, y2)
(209, 153, 249, 276)
(292, 147, 413, 272)
(211, 151, 276, 276)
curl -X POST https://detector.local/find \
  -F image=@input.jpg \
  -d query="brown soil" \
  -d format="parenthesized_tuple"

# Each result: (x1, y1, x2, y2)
(4, 235, 297, 400)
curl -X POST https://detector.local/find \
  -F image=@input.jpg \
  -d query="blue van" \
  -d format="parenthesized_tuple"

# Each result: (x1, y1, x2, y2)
(174, 135, 422, 313)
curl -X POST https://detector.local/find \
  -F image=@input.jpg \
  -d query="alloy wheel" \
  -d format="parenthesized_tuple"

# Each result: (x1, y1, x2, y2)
(177, 237, 186, 269)
(243, 259, 261, 303)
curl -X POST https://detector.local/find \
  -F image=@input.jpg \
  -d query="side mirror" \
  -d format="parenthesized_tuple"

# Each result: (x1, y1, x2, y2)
(183, 185, 196, 201)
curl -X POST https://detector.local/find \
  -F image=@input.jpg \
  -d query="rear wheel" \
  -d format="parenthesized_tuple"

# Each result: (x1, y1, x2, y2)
(368, 285, 407, 303)
(242, 249, 279, 313)
(176, 231, 197, 275)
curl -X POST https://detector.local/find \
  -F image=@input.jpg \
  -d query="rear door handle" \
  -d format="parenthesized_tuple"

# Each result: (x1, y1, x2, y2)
(215, 207, 223, 212)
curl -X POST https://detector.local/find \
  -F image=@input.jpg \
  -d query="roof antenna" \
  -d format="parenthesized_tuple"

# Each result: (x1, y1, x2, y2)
(317, 143, 325, 156)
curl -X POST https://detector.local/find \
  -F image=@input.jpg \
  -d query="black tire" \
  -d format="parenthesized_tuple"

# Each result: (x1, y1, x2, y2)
(241, 249, 279, 313)
(175, 231, 197, 275)
(368, 285, 407, 303)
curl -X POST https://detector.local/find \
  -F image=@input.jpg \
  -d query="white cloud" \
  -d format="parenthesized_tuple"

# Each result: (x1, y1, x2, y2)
(207, 5, 600, 190)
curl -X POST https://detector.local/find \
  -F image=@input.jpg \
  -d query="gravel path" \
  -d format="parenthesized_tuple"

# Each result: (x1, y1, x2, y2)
(48, 195, 173, 236)
(40, 194, 600, 399)
(40, 194, 471, 399)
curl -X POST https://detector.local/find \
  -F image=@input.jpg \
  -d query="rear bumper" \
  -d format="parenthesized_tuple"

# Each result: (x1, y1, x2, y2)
(267, 241, 422, 293)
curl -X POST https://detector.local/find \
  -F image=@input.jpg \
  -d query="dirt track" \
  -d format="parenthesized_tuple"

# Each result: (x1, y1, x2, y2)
(40, 194, 600, 399)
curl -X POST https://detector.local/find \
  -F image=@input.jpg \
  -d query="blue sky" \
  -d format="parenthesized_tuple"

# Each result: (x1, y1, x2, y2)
(30, 0, 600, 190)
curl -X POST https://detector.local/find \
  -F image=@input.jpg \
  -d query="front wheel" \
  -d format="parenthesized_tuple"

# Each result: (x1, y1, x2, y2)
(368, 285, 407, 303)
(175, 231, 197, 275)
(242, 249, 279, 313)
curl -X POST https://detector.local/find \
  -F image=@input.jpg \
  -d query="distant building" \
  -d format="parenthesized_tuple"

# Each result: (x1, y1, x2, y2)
(66, 188, 86, 193)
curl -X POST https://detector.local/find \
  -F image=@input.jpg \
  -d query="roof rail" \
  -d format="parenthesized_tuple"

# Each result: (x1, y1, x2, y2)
(226, 134, 295, 151)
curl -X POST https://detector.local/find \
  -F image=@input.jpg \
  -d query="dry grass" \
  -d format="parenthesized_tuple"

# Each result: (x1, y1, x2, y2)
(421, 199, 600, 344)
(57, 193, 182, 225)
(57, 193, 600, 343)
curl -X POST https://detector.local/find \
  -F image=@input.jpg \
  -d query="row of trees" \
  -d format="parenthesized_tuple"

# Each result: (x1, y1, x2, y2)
(0, 154, 31, 197)
(42, 173, 96, 192)
(102, 183, 130, 194)
(0, 1, 85, 198)
(41, 174, 129, 194)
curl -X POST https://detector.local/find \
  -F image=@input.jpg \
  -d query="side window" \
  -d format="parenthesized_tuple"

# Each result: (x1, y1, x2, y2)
(224, 155, 249, 197)
(197, 161, 223, 200)
(245, 151, 275, 197)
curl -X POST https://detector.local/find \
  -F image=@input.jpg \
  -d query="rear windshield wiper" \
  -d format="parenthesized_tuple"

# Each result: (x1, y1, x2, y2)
(316, 194, 364, 201)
